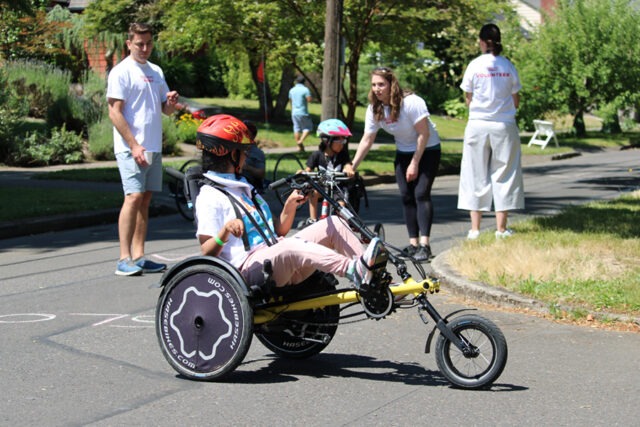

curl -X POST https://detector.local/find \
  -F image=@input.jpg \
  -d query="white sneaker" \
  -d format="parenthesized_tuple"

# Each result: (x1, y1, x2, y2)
(467, 230, 480, 240)
(495, 229, 514, 239)
(351, 237, 387, 290)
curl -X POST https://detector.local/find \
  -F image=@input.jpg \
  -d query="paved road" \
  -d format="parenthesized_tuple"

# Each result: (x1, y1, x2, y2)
(1, 149, 639, 426)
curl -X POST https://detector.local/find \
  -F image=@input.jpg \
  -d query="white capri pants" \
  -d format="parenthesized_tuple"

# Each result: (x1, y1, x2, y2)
(457, 120, 524, 212)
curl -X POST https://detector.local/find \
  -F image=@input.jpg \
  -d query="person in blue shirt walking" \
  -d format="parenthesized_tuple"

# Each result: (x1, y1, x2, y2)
(288, 75, 313, 152)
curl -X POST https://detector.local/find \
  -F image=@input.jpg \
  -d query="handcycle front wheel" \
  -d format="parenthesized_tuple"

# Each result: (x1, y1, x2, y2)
(435, 314, 508, 390)
(272, 153, 304, 207)
(155, 263, 253, 381)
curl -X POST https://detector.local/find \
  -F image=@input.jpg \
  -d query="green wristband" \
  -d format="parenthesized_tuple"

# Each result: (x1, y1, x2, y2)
(215, 236, 226, 246)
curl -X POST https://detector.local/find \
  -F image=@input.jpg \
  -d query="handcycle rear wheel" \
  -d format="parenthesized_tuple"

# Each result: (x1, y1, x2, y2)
(155, 264, 253, 381)
(435, 314, 508, 390)
(254, 272, 339, 359)
(272, 153, 304, 207)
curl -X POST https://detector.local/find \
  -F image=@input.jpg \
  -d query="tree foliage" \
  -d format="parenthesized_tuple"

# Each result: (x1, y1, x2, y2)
(513, 0, 640, 135)
(156, 0, 512, 125)
(339, 0, 516, 124)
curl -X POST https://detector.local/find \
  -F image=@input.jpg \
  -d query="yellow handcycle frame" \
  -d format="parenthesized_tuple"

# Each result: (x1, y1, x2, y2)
(254, 275, 440, 324)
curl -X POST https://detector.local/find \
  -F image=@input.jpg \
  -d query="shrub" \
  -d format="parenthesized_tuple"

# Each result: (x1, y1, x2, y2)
(5, 60, 71, 117)
(11, 124, 84, 166)
(162, 115, 180, 155)
(443, 98, 468, 119)
(4, 60, 104, 135)
(70, 71, 108, 131)
(0, 69, 29, 164)
(88, 117, 115, 161)
(89, 115, 181, 159)
(174, 113, 202, 145)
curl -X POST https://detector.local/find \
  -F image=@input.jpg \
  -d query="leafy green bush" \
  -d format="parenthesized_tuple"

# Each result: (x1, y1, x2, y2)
(70, 71, 108, 131)
(157, 49, 228, 98)
(11, 124, 84, 166)
(0, 69, 29, 164)
(174, 113, 202, 145)
(443, 98, 468, 119)
(162, 115, 180, 155)
(4, 61, 105, 135)
(88, 114, 181, 160)
(5, 60, 71, 117)
(88, 117, 115, 161)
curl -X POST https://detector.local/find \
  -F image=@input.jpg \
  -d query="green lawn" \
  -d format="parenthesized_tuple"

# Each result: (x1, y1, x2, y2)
(448, 191, 640, 321)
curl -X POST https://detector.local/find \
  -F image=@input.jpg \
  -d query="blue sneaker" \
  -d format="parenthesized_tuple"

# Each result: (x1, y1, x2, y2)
(115, 257, 143, 276)
(134, 257, 167, 273)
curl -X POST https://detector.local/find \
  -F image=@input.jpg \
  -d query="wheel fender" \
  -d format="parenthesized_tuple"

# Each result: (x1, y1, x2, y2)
(424, 308, 477, 354)
(157, 256, 252, 297)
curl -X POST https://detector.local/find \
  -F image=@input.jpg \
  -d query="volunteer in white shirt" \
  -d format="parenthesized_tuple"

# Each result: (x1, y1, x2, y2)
(458, 23, 525, 240)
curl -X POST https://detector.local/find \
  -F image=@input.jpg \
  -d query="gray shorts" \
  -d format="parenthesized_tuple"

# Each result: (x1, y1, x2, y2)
(292, 115, 313, 133)
(116, 151, 163, 195)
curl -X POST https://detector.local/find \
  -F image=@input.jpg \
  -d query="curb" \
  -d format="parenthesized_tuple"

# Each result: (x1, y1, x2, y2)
(431, 249, 548, 312)
(431, 249, 640, 325)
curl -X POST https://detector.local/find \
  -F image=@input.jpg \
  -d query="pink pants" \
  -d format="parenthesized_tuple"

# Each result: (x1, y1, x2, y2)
(240, 216, 363, 287)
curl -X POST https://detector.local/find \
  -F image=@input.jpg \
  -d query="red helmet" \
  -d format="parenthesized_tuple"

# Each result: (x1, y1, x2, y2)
(196, 114, 255, 156)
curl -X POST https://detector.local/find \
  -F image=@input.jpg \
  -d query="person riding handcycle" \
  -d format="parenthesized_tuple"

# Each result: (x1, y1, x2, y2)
(193, 114, 388, 292)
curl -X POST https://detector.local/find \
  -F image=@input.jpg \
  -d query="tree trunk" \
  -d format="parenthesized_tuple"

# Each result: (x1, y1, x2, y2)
(573, 109, 586, 137)
(272, 65, 296, 122)
(321, 0, 342, 121)
(602, 112, 622, 134)
(248, 50, 273, 124)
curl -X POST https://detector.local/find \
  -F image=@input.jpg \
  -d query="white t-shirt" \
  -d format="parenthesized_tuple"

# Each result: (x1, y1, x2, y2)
(460, 53, 521, 123)
(364, 93, 440, 152)
(195, 172, 275, 268)
(106, 56, 170, 154)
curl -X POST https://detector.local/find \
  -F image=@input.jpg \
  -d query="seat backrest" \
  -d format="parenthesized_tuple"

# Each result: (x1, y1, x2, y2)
(183, 165, 205, 224)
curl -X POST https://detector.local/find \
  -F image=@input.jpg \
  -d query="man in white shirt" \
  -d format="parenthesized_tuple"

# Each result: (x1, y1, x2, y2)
(107, 22, 179, 276)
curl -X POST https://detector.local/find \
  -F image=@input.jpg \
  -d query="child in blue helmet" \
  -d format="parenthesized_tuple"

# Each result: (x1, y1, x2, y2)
(304, 118, 355, 224)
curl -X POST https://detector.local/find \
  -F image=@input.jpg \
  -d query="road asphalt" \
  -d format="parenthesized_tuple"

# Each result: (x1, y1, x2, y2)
(1, 145, 638, 326)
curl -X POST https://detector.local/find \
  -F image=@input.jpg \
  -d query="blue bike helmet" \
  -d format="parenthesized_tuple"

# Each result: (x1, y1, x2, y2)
(316, 118, 352, 138)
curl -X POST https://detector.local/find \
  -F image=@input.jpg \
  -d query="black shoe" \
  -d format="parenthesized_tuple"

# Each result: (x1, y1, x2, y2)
(412, 245, 433, 262)
(401, 244, 419, 257)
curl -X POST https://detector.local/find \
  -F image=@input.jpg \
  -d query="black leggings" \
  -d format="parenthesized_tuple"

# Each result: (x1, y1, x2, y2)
(394, 148, 441, 238)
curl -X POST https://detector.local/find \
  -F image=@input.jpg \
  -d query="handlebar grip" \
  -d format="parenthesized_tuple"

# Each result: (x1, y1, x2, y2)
(268, 177, 290, 190)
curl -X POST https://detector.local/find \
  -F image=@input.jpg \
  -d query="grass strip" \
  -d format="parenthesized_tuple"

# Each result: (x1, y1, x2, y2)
(0, 186, 123, 222)
(448, 191, 640, 317)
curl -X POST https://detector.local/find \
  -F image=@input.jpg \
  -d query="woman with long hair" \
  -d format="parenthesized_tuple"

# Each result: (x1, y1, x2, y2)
(351, 67, 441, 262)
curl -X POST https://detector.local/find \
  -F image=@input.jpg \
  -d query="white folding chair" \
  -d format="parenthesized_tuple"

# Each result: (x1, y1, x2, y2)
(528, 120, 559, 149)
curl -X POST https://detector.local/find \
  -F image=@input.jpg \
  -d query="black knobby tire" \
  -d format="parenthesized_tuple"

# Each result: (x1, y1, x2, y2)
(435, 314, 508, 390)
(155, 264, 253, 381)
(255, 272, 339, 359)
(272, 153, 304, 207)
(174, 159, 200, 222)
